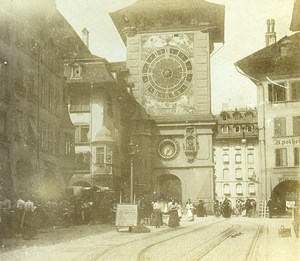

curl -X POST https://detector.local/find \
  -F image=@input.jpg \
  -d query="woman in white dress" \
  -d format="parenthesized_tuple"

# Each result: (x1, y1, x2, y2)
(186, 199, 195, 221)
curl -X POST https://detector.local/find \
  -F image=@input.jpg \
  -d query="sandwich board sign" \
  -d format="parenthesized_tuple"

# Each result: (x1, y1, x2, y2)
(115, 204, 138, 232)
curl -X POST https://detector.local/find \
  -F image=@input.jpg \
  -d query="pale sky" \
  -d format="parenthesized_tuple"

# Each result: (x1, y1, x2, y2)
(56, 0, 295, 113)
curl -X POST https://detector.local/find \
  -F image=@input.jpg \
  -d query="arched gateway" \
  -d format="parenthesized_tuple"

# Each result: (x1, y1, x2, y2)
(271, 180, 299, 216)
(272, 180, 299, 201)
(156, 174, 182, 202)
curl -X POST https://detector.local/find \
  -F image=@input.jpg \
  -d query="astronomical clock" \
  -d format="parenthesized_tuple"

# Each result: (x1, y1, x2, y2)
(141, 33, 195, 115)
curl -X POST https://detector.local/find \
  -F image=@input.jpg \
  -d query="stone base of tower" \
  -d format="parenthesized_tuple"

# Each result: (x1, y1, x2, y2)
(153, 166, 215, 213)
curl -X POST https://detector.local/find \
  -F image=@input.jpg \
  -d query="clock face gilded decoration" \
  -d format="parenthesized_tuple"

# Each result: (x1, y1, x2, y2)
(142, 47, 193, 101)
(158, 139, 179, 160)
(141, 33, 195, 114)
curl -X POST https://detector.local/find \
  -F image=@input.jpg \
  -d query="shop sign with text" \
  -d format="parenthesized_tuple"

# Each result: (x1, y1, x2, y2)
(273, 136, 300, 146)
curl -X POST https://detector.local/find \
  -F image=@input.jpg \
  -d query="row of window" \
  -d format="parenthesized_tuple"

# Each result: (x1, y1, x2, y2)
(39, 121, 73, 155)
(223, 183, 256, 195)
(75, 146, 113, 173)
(223, 153, 254, 164)
(70, 92, 113, 116)
(221, 111, 255, 121)
(268, 81, 300, 103)
(221, 124, 254, 134)
(275, 148, 300, 167)
(274, 116, 300, 137)
(222, 168, 255, 180)
(70, 94, 90, 112)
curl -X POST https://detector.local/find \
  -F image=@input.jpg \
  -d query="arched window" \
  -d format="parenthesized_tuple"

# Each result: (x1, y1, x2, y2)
(221, 125, 229, 133)
(247, 125, 254, 133)
(233, 112, 241, 120)
(234, 125, 241, 133)
(245, 112, 253, 121)
(221, 112, 230, 121)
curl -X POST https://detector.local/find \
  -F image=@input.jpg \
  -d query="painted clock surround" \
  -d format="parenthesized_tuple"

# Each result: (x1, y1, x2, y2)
(140, 33, 199, 115)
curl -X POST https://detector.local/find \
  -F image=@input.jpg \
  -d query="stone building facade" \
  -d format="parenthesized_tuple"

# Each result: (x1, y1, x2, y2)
(236, 15, 300, 203)
(0, 0, 91, 199)
(64, 57, 152, 196)
(214, 108, 259, 208)
(110, 0, 225, 209)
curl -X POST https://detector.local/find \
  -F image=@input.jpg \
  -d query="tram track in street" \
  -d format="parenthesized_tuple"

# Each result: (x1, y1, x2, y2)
(72, 219, 227, 261)
(182, 225, 240, 261)
(243, 224, 263, 261)
(137, 222, 237, 261)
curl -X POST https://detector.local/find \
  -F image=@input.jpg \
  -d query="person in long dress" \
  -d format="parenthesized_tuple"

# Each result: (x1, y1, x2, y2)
(186, 199, 195, 221)
(176, 200, 183, 220)
(196, 200, 206, 217)
(152, 199, 162, 228)
(168, 199, 179, 228)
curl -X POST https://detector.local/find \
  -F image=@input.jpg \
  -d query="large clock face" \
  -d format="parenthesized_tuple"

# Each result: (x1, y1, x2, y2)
(142, 47, 193, 101)
(158, 139, 179, 160)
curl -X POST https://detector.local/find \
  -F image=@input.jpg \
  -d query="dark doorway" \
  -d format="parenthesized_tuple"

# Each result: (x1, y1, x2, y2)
(271, 180, 299, 216)
(157, 174, 182, 202)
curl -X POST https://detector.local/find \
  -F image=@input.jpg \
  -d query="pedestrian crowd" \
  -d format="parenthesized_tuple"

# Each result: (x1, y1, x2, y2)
(214, 198, 257, 218)
(0, 190, 117, 248)
(138, 197, 208, 229)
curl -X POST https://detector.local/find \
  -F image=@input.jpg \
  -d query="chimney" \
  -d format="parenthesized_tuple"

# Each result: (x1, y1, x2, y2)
(82, 27, 89, 49)
(265, 19, 276, 46)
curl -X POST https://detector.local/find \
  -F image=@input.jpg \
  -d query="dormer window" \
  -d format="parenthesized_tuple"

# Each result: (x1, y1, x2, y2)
(245, 111, 253, 121)
(234, 125, 241, 133)
(247, 125, 253, 133)
(233, 111, 241, 120)
(281, 40, 294, 57)
(71, 64, 82, 79)
(221, 125, 228, 133)
(222, 113, 229, 120)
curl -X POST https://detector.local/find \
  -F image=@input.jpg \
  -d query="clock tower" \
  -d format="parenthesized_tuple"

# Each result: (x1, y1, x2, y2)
(110, 0, 225, 209)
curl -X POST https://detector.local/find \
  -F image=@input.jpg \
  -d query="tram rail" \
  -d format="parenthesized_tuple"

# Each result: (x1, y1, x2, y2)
(243, 224, 263, 261)
(72, 219, 226, 261)
(72, 220, 263, 261)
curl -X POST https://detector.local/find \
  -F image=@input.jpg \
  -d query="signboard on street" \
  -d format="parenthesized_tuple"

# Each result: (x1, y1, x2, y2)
(115, 204, 138, 231)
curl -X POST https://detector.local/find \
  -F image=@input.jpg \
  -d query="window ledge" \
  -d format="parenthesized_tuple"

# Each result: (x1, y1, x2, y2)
(75, 142, 90, 145)
(70, 109, 90, 113)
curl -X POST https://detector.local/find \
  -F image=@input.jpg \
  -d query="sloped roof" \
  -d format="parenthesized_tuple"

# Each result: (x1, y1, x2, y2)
(290, 0, 300, 32)
(47, 10, 95, 59)
(65, 59, 115, 85)
(235, 32, 300, 81)
(110, 0, 225, 44)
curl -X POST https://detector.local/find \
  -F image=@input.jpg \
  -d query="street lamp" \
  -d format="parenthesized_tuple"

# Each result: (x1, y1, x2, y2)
(129, 138, 138, 204)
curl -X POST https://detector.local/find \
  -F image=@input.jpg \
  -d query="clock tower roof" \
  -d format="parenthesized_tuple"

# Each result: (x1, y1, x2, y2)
(109, 0, 224, 44)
